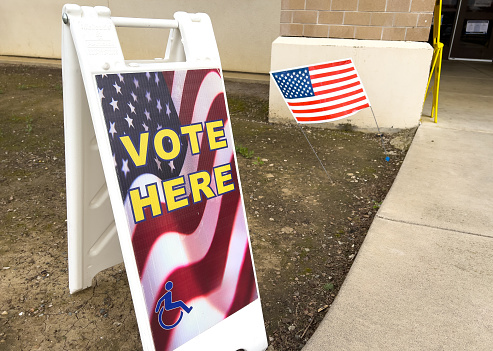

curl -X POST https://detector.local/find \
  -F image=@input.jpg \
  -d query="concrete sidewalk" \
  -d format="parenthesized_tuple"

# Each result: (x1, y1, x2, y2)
(304, 60, 493, 350)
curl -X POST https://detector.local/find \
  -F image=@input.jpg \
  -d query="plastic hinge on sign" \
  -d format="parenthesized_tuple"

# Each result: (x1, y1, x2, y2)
(174, 12, 221, 64)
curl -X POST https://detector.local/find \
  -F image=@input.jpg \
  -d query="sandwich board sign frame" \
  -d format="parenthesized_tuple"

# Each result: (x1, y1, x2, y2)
(61, 4, 268, 351)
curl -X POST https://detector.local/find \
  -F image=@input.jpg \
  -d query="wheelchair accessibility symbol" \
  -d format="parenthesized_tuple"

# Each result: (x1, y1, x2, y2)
(155, 281, 193, 330)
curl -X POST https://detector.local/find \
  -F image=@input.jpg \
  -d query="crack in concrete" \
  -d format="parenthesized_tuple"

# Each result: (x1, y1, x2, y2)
(375, 214, 493, 240)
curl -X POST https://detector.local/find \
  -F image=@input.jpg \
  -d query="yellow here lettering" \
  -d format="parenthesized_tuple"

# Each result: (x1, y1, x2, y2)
(162, 176, 189, 212)
(129, 183, 162, 223)
(189, 171, 216, 203)
(214, 163, 235, 195)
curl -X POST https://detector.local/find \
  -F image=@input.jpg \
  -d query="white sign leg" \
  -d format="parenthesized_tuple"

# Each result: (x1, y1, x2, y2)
(62, 14, 123, 293)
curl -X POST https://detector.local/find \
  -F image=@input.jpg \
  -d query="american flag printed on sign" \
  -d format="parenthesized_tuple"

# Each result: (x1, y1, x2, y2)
(271, 58, 371, 124)
(96, 69, 258, 350)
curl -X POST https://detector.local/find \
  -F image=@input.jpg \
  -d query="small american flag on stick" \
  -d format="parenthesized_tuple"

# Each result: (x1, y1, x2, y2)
(271, 58, 370, 124)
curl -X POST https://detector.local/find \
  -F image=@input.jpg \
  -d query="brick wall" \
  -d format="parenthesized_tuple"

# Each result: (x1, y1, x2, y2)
(280, 0, 435, 41)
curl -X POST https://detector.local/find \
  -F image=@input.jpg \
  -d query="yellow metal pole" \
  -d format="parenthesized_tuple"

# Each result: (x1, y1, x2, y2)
(424, 0, 443, 123)
(433, 43, 443, 123)
(424, 49, 439, 103)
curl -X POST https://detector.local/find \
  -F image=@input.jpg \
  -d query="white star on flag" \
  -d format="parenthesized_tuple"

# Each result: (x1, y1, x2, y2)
(109, 121, 117, 137)
(125, 114, 134, 128)
(113, 82, 122, 94)
(121, 159, 130, 177)
(98, 87, 105, 101)
(154, 156, 162, 171)
(109, 98, 119, 111)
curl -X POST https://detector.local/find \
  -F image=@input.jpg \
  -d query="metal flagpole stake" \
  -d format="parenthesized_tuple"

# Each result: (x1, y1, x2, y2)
(296, 123, 334, 184)
(369, 106, 389, 162)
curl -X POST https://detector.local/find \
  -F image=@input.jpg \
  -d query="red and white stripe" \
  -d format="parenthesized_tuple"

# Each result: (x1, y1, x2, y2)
(286, 59, 370, 123)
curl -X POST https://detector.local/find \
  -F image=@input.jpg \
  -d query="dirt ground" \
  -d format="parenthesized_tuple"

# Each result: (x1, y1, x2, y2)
(0, 63, 412, 350)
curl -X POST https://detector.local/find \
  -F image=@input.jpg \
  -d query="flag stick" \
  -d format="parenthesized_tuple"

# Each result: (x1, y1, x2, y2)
(369, 106, 389, 162)
(296, 123, 334, 184)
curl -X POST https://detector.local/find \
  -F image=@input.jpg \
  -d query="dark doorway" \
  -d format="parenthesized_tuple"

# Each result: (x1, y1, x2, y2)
(449, 0, 493, 61)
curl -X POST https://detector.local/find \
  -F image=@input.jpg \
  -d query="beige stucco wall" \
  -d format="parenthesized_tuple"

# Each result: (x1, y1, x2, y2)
(0, 0, 281, 73)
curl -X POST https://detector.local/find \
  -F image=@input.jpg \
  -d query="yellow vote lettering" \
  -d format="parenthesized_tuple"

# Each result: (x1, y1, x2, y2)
(120, 133, 149, 167)
(154, 129, 181, 161)
(206, 120, 227, 151)
(181, 123, 203, 155)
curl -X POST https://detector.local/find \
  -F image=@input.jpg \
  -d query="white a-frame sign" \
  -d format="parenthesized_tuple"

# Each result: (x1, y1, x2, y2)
(61, 4, 267, 351)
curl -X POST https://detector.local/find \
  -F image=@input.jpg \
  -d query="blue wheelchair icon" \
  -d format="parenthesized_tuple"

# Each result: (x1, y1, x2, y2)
(155, 281, 193, 330)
